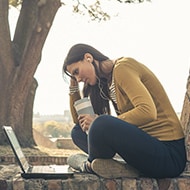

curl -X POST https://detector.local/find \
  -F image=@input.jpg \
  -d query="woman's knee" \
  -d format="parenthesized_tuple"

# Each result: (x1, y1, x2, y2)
(89, 115, 111, 135)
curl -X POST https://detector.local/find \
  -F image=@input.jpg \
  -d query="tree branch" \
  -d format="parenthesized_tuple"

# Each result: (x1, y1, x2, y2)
(71, 0, 151, 21)
(0, 0, 13, 72)
(16, 0, 61, 85)
(13, 0, 39, 66)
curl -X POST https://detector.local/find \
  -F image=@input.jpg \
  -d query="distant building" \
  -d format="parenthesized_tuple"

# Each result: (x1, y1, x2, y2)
(33, 110, 72, 122)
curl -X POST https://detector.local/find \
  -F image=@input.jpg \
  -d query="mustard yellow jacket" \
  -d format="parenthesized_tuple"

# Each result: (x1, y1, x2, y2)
(69, 57, 184, 141)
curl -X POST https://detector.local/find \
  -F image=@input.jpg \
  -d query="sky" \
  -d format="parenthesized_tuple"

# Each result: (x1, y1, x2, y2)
(10, 0, 190, 115)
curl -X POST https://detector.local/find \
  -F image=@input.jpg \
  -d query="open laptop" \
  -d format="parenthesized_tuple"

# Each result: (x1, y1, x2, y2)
(2, 126, 74, 179)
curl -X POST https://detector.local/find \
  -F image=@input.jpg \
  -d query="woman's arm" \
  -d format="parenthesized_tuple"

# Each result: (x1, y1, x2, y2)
(69, 78, 81, 124)
(114, 61, 157, 126)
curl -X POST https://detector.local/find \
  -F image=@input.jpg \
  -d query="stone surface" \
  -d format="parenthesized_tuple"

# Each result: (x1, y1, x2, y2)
(0, 163, 190, 190)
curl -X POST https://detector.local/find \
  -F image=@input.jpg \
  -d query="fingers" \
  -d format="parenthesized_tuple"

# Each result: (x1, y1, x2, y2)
(79, 118, 90, 132)
(78, 114, 94, 132)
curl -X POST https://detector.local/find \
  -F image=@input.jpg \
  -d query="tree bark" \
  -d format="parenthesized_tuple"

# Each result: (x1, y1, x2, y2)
(180, 69, 190, 160)
(0, 0, 61, 147)
(0, 0, 13, 144)
(23, 78, 38, 146)
(180, 70, 190, 143)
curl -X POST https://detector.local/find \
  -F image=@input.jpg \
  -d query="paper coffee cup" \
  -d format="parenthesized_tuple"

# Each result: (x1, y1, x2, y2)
(74, 97, 94, 115)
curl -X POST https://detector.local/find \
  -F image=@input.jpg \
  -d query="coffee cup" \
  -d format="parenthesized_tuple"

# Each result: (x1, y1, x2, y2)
(74, 97, 94, 115)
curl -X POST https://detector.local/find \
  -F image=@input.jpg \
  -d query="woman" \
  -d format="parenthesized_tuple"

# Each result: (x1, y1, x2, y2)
(63, 43, 186, 179)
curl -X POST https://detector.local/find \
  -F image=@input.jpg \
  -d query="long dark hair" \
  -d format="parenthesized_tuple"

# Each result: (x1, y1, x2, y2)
(63, 44, 111, 115)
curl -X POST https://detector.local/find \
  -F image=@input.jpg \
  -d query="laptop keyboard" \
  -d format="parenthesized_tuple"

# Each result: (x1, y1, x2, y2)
(31, 165, 56, 173)
(30, 165, 71, 173)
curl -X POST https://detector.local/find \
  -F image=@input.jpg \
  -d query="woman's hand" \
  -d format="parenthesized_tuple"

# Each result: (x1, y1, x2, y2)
(78, 114, 98, 132)
(70, 77, 78, 86)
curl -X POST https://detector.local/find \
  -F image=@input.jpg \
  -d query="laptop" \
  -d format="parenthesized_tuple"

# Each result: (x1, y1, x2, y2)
(2, 126, 74, 179)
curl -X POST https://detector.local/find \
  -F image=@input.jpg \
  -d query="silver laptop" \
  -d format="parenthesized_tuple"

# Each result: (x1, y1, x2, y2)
(2, 126, 74, 179)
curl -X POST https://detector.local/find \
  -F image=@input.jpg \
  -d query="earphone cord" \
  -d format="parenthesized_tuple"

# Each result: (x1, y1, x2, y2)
(97, 76, 110, 101)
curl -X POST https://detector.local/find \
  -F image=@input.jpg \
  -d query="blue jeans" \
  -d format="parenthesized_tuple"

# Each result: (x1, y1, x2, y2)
(71, 115, 187, 178)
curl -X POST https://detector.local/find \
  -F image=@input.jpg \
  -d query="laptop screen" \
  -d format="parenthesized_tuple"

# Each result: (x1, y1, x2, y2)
(3, 126, 29, 173)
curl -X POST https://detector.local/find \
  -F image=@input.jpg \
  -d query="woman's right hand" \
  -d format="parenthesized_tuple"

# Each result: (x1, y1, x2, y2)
(78, 114, 98, 132)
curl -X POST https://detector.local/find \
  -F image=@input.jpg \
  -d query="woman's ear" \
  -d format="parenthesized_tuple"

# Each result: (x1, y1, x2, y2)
(84, 53, 93, 62)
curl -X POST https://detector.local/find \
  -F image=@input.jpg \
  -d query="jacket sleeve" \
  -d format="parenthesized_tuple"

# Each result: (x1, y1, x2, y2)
(69, 92, 81, 124)
(114, 60, 157, 126)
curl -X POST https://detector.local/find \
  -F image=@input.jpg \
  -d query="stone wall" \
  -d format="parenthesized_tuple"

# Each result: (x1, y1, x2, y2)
(0, 164, 190, 190)
(0, 155, 190, 190)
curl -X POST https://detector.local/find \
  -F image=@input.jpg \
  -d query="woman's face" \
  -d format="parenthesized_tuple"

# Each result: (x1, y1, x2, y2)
(66, 58, 97, 86)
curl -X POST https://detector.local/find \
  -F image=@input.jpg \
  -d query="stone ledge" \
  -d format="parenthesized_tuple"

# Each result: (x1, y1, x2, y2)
(56, 138, 79, 149)
(0, 164, 190, 190)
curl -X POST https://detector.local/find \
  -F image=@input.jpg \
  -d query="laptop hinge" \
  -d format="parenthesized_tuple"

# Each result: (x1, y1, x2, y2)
(28, 165, 33, 173)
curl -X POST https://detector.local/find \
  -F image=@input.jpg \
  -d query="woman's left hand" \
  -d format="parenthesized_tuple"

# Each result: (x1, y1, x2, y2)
(78, 114, 98, 132)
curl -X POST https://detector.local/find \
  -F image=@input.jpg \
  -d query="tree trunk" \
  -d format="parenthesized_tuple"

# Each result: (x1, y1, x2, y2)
(23, 78, 38, 146)
(180, 70, 190, 143)
(180, 69, 190, 160)
(0, 0, 61, 147)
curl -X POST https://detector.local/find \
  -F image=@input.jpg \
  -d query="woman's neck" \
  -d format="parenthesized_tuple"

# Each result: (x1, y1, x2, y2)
(98, 59, 114, 83)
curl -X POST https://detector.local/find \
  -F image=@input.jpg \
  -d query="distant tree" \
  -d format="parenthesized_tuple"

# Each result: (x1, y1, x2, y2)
(33, 120, 72, 138)
(0, 0, 150, 147)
